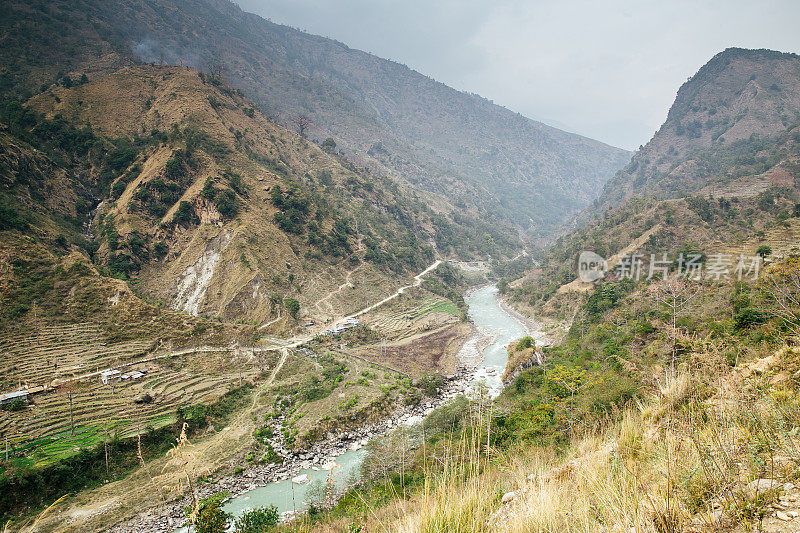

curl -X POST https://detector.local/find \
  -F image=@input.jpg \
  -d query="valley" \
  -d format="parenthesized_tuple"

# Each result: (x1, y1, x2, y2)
(1, 1, 800, 532)
(16, 271, 540, 533)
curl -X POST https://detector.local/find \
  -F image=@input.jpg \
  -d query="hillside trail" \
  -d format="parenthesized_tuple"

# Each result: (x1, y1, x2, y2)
(333, 259, 442, 326)
(55, 255, 443, 392)
(48, 253, 457, 529)
(51, 258, 445, 530)
(313, 263, 362, 315)
(266, 348, 288, 386)
(195, 349, 287, 456)
(312, 232, 365, 317)
(257, 310, 282, 331)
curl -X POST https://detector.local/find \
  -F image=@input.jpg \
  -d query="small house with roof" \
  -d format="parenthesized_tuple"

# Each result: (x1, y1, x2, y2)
(0, 390, 29, 406)
(100, 369, 122, 384)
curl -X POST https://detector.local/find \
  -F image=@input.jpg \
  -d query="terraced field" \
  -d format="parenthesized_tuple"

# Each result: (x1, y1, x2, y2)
(0, 322, 155, 390)
(366, 296, 460, 338)
(0, 353, 271, 468)
(0, 322, 280, 467)
(722, 218, 800, 259)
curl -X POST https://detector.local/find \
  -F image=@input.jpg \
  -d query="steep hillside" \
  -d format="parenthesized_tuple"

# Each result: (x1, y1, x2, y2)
(0, 99, 244, 343)
(0, 63, 493, 524)
(596, 48, 800, 210)
(508, 48, 800, 317)
(20, 65, 513, 326)
(0, 0, 630, 237)
(277, 50, 800, 533)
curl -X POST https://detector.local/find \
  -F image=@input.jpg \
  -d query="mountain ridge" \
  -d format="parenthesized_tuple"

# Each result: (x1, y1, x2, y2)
(593, 47, 800, 211)
(0, 0, 630, 237)
(505, 47, 800, 317)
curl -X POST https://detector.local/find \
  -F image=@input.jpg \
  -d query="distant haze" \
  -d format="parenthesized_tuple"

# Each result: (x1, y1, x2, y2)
(234, 0, 800, 150)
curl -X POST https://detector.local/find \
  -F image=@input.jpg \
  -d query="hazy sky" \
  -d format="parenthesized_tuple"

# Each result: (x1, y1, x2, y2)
(235, 0, 800, 150)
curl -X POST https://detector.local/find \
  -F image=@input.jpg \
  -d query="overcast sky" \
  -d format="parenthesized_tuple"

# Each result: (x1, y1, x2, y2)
(235, 0, 800, 150)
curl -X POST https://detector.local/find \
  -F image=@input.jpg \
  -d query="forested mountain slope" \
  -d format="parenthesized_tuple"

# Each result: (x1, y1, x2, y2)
(507, 48, 800, 316)
(0, 0, 630, 237)
(3, 64, 511, 328)
(595, 48, 800, 211)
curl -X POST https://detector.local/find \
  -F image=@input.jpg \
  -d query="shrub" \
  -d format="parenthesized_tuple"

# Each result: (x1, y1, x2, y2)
(686, 196, 713, 222)
(153, 241, 169, 259)
(111, 180, 127, 199)
(635, 320, 656, 336)
(227, 172, 246, 196)
(734, 307, 766, 330)
(285, 297, 300, 319)
(2, 398, 26, 412)
(194, 495, 231, 533)
(234, 506, 279, 533)
(516, 336, 534, 350)
(676, 316, 699, 333)
(164, 154, 185, 180)
(214, 189, 239, 218)
(173, 201, 198, 227)
(0, 198, 28, 230)
(7, 304, 29, 319)
(418, 374, 446, 396)
(321, 137, 336, 153)
(201, 178, 217, 200)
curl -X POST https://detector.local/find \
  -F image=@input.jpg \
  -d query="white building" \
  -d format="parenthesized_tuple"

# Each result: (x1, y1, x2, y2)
(100, 369, 122, 384)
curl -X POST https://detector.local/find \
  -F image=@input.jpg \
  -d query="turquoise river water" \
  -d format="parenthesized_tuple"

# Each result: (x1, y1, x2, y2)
(181, 284, 529, 528)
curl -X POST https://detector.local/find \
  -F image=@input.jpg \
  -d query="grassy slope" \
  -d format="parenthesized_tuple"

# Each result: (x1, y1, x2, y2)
(0, 0, 628, 238)
(264, 256, 800, 533)
(251, 50, 800, 533)
(24, 65, 517, 326)
(0, 65, 478, 527)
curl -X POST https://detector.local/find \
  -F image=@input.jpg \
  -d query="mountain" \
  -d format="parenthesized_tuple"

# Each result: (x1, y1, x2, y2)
(505, 48, 800, 316)
(0, 0, 630, 237)
(3, 64, 511, 329)
(596, 48, 800, 210)
(480, 49, 800, 533)
(0, 62, 486, 521)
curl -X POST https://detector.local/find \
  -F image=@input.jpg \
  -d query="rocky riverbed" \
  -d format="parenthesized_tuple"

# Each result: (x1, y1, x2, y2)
(107, 284, 540, 533)
(107, 366, 477, 533)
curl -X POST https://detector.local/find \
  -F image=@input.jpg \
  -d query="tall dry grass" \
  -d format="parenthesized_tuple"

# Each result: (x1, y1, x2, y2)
(367, 348, 800, 533)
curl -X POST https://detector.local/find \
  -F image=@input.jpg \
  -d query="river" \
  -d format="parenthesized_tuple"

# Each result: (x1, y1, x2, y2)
(465, 284, 529, 397)
(186, 284, 529, 527)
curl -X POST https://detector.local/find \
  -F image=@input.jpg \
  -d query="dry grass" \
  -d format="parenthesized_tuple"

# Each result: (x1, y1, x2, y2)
(313, 348, 800, 533)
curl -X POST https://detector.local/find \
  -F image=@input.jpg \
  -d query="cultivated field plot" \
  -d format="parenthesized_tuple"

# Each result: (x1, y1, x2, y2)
(0, 360, 263, 468)
(0, 322, 280, 468)
(0, 322, 154, 389)
(351, 323, 470, 377)
(723, 218, 800, 259)
(364, 294, 461, 339)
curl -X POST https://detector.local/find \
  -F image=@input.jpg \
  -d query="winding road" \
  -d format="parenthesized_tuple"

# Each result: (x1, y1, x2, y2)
(335, 260, 442, 324)
(61, 259, 445, 386)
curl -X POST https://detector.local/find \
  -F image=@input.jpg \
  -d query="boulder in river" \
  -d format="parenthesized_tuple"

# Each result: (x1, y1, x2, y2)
(292, 473, 310, 484)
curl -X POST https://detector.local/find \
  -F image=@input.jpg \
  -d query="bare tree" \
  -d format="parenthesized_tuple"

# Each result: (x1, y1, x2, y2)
(647, 278, 700, 371)
(293, 115, 312, 137)
(59, 381, 83, 435)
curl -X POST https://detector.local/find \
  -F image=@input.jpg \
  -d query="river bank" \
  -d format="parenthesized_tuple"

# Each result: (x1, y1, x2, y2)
(107, 365, 478, 533)
(108, 284, 533, 533)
